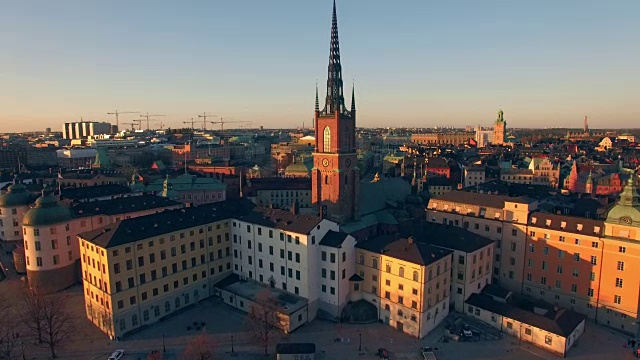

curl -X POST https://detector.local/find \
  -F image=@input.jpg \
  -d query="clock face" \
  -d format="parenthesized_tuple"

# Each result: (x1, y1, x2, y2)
(345, 158, 352, 168)
(322, 158, 329, 167)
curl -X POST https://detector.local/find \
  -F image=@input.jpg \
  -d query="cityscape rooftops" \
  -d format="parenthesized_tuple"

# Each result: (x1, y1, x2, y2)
(237, 206, 324, 235)
(318, 230, 350, 248)
(432, 190, 534, 209)
(71, 194, 181, 218)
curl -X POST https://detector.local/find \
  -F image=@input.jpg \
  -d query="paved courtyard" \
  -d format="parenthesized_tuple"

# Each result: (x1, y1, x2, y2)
(0, 257, 637, 360)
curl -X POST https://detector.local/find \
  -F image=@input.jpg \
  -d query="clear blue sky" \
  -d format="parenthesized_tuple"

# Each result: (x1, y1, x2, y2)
(1, 0, 639, 132)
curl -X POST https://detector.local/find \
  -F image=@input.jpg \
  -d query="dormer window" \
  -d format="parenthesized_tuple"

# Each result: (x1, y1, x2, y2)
(545, 219, 551, 227)
(531, 217, 537, 224)
(495, 212, 501, 219)
(594, 226, 601, 234)
(576, 224, 583, 231)
(560, 221, 567, 228)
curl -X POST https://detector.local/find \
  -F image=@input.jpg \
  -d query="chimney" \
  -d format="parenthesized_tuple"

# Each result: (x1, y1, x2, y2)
(291, 200, 299, 215)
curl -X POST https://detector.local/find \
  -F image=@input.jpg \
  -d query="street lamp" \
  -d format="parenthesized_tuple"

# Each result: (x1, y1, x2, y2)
(162, 334, 166, 353)
(359, 332, 362, 352)
(231, 334, 235, 353)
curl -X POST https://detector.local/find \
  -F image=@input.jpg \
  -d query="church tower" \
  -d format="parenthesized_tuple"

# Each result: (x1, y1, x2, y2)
(312, 0, 359, 224)
(492, 109, 506, 145)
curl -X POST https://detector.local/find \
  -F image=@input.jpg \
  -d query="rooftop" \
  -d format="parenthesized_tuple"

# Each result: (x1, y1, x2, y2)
(60, 184, 132, 201)
(79, 199, 255, 248)
(215, 274, 308, 315)
(466, 293, 586, 337)
(237, 207, 323, 235)
(405, 223, 494, 253)
(433, 189, 535, 209)
(318, 230, 350, 248)
(356, 235, 452, 266)
(529, 212, 604, 236)
(71, 194, 181, 218)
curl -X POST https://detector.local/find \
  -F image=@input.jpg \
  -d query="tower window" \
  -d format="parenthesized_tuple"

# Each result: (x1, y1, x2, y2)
(325, 175, 329, 185)
(323, 126, 331, 152)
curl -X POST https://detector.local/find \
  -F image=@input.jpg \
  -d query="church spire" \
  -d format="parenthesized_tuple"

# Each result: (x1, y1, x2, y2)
(351, 83, 356, 113)
(323, 0, 346, 115)
(315, 81, 320, 112)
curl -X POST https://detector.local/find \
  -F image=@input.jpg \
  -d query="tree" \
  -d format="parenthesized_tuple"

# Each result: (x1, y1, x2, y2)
(245, 290, 283, 356)
(18, 285, 44, 344)
(39, 294, 73, 359)
(0, 299, 20, 360)
(180, 334, 216, 360)
(147, 350, 164, 360)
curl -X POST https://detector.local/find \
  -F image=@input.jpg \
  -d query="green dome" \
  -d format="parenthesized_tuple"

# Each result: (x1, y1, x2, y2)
(23, 189, 72, 227)
(0, 178, 33, 207)
(606, 176, 640, 227)
(130, 173, 146, 192)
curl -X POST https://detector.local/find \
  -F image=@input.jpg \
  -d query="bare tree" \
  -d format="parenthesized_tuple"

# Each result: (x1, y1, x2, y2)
(245, 290, 283, 356)
(0, 299, 20, 360)
(147, 350, 164, 360)
(180, 333, 216, 360)
(18, 285, 44, 344)
(39, 294, 73, 359)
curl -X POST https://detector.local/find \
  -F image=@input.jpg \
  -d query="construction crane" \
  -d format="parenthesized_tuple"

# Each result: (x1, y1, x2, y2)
(107, 110, 139, 132)
(197, 112, 217, 131)
(183, 118, 198, 130)
(121, 122, 138, 131)
(139, 113, 166, 130)
(210, 117, 251, 131)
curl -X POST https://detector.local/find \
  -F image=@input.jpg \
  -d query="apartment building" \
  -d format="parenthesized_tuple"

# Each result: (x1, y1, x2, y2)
(22, 192, 182, 294)
(78, 201, 247, 339)
(524, 179, 640, 334)
(353, 235, 453, 338)
(528, 158, 560, 188)
(229, 206, 343, 321)
(422, 224, 495, 312)
(426, 192, 537, 292)
(464, 166, 486, 188)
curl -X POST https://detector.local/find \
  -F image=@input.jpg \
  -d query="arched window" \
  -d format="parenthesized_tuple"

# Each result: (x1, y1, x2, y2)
(323, 126, 331, 152)
(399, 267, 405, 278)
(413, 271, 419, 281)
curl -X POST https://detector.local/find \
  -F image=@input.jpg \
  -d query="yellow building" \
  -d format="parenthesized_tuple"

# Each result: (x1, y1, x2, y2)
(78, 200, 250, 338)
(352, 235, 453, 338)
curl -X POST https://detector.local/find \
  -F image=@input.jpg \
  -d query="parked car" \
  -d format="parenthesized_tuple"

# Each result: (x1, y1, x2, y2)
(108, 349, 124, 360)
(461, 324, 473, 339)
(378, 347, 390, 360)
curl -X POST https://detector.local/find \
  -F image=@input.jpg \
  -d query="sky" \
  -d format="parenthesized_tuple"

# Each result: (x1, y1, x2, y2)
(1, 0, 639, 132)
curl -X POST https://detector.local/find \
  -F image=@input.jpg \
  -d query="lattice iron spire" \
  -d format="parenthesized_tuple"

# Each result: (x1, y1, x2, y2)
(323, 0, 346, 115)
(351, 82, 356, 113)
(315, 81, 320, 112)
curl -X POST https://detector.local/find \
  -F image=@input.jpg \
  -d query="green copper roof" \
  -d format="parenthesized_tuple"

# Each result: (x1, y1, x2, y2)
(606, 176, 640, 227)
(0, 177, 34, 207)
(130, 172, 146, 192)
(23, 188, 72, 227)
(93, 148, 112, 169)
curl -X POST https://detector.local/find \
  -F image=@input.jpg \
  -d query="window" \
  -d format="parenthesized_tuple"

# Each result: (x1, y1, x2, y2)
(616, 278, 623, 288)
(555, 280, 562, 289)
(617, 261, 625, 271)
(559, 236, 565, 242)
(574, 253, 580, 262)
(512, 229, 517, 236)
(588, 288, 594, 297)
(323, 126, 331, 152)
(528, 244, 534, 253)
(543, 246, 549, 255)
(372, 259, 378, 269)
(506, 322, 513, 329)
(510, 242, 516, 251)
(558, 250, 564, 258)
(619, 246, 626, 253)
(592, 241, 598, 248)
(590, 256, 597, 265)
(571, 284, 578, 293)
(526, 273, 532, 281)
(540, 276, 547, 285)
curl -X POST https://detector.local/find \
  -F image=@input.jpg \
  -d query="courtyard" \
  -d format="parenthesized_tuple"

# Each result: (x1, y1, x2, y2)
(0, 263, 637, 360)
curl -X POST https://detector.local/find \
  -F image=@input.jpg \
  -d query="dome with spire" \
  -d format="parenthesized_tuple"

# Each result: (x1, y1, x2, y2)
(606, 175, 640, 227)
(23, 186, 72, 227)
(0, 176, 34, 207)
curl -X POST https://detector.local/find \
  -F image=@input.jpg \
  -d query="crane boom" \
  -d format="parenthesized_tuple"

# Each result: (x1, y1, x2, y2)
(107, 110, 139, 133)
(197, 112, 217, 130)
(140, 112, 166, 130)
(209, 117, 251, 131)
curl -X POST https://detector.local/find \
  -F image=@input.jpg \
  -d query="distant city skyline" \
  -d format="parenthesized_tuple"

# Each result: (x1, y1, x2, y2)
(1, 0, 639, 132)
